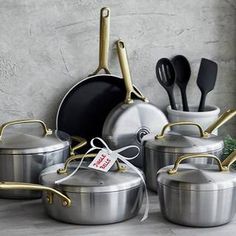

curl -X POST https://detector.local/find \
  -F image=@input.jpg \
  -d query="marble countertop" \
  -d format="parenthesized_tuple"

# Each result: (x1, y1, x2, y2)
(0, 192, 235, 236)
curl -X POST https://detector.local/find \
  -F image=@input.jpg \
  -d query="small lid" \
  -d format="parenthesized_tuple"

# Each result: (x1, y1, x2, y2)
(144, 132, 223, 153)
(0, 130, 70, 155)
(157, 163, 236, 191)
(40, 164, 143, 193)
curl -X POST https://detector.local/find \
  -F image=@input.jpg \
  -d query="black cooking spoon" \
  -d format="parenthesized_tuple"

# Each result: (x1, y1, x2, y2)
(197, 58, 218, 112)
(156, 58, 177, 110)
(172, 55, 191, 111)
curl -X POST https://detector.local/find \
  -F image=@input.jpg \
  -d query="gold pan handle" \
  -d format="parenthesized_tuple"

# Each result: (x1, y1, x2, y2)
(204, 109, 236, 134)
(0, 182, 71, 207)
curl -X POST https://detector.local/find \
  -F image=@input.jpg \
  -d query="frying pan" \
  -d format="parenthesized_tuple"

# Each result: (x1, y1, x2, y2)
(56, 8, 141, 145)
(102, 40, 168, 168)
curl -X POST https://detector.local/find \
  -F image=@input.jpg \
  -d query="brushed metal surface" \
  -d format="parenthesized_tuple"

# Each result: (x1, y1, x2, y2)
(144, 148, 223, 191)
(0, 148, 69, 199)
(157, 183, 236, 227)
(41, 166, 143, 193)
(157, 163, 236, 191)
(102, 101, 168, 168)
(43, 186, 144, 224)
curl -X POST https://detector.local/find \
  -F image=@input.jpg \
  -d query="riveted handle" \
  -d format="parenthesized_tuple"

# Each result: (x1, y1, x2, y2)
(70, 136, 87, 156)
(57, 153, 126, 174)
(168, 153, 226, 174)
(205, 109, 236, 134)
(92, 7, 111, 75)
(57, 153, 97, 174)
(221, 150, 236, 171)
(155, 121, 208, 139)
(0, 119, 52, 141)
(0, 181, 71, 207)
(116, 39, 148, 104)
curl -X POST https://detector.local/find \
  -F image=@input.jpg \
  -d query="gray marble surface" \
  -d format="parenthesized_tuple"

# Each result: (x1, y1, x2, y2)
(0, 0, 235, 136)
(0, 192, 235, 236)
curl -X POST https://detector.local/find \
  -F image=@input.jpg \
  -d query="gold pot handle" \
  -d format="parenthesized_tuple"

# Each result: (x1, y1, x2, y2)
(0, 119, 52, 141)
(155, 121, 208, 139)
(0, 181, 71, 207)
(57, 153, 126, 174)
(57, 153, 97, 174)
(168, 153, 226, 174)
(204, 109, 236, 134)
(221, 150, 236, 171)
(116, 40, 148, 104)
(70, 136, 87, 156)
(92, 7, 111, 75)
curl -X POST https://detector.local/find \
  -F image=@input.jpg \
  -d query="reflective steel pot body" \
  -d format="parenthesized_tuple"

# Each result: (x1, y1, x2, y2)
(39, 160, 144, 224)
(157, 152, 236, 227)
(0, 119, 77, 199)
(143, 121, 224, 191)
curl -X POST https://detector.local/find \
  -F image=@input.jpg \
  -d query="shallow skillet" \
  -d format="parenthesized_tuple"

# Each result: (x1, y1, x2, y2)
(56, 8, 141, 144)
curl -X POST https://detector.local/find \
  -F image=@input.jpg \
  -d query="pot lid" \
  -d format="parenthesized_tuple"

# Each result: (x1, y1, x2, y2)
(40, 163, 143, 193)
(144, 131, 223, 153)
(0, 130, 70, 155)
(157, 163, 236, 191)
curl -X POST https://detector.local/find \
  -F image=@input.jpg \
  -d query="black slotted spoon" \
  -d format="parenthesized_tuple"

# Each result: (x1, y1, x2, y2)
(156, 58, 177, 110)
(197, 58, 218, 112)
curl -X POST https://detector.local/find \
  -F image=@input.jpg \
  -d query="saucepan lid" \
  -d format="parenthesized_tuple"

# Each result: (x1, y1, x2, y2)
(157, 151, 236, 191)
(40, 154, 143, 193)
(145, 110, 236, 153)
(0, 119, 72, 155)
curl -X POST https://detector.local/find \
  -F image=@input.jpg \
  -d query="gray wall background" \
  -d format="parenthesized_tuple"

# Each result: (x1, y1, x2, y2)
(0, 0, 235, 136)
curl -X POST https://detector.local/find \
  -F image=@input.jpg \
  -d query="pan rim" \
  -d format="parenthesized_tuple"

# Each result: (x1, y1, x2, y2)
(55, 73, 123, 130)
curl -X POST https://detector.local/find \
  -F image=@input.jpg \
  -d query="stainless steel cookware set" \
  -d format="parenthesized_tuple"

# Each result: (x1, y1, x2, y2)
(0, 6, 236, 228)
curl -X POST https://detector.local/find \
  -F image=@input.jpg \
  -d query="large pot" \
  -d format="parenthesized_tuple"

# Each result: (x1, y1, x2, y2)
(156, 151, 236, 227)
(0, 156, 144, 224)
(0, 119, 86, 199)
(143, 109, 236, 191)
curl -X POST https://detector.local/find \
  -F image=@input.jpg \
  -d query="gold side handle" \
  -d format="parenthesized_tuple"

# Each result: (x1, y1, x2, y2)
(70, 136, 87, 156)
(0, 181, 71, 207)
(116, 40, 148, 104)
(221, 150, 236, 171)
(168, 153, 226, 175)
(57, 153, 126, 174)
(155, 121, 209, 139)
(0, 119, 52, 141)
(92, 7, 111, 75)
(205, 109, 236, 134)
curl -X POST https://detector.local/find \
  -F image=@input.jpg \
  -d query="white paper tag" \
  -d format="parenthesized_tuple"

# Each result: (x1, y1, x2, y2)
(88, 150, 118, 172)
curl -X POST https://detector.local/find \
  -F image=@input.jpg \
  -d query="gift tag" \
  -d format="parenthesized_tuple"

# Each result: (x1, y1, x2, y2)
(88, 149, 117, 172)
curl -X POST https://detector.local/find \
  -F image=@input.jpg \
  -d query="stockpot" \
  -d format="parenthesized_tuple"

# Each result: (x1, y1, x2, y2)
(0, 155, 144, 224)
(143, 109, 236, 191)
(157, 151, 236, 227)
(0, 119, 86, 199)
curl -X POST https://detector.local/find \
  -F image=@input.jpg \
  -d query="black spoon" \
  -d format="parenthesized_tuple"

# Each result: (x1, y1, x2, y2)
(197, 58, 218, 112)
(156, 58, 177, 110)
(172, 55, 191, 111)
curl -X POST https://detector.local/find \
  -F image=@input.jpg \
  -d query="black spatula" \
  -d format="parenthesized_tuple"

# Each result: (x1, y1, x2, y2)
(197, 58, 218, 112)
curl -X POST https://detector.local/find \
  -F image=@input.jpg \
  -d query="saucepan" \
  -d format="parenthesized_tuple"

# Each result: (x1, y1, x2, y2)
(143, 109, 236, 191)
(157, 150, 236, 227)
(0, 119, 86, 199)
(0, 154, 144, 225)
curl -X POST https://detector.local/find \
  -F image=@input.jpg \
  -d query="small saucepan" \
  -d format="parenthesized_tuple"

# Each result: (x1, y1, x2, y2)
(157, 150, 236, 227)
(0, 119, 86, 199)
(0, 155, 144, 225)
(143, 109, 236, 191)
